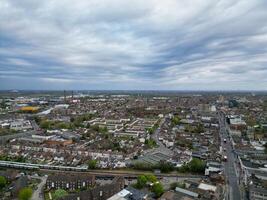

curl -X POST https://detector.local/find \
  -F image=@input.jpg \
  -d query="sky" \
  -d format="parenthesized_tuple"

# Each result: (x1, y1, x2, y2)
(0, 0, 267, 90)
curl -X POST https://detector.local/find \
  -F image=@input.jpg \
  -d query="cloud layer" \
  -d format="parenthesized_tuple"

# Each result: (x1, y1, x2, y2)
(0, 0, 267, 90)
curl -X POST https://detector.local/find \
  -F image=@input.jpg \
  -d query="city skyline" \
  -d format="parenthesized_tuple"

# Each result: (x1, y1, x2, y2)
(1, 0, 267, 90)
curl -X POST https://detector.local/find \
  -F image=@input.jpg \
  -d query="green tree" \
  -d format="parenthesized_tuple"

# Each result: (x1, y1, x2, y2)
(136, 175, 147, 189)
(15, 156, 26, 163)
(194, 124, 204, 133)
(70, 117, 75, 123)
(56, 122, 70, 129)
(132, 162, 154, 171)
(40, 120, 51, 129)
(246, 116, 257, 127)
(145, 174, 157, 183)
(152, 183, 164, 197)
(91, 125, 100, 132)
(170, 182, 185, 190)
(73, 119, 83, 127)
(188, 158, 206, 173)
(18, 188, 33, 200)
(0, 176, 7, 189)
(178, 158, 205, 173)
(0, 101, 7, 109)
(171, 116, 181, 126)
(177, 164, 190, 173)
(145, 139, 157, 149)
(53, 189, 68, 200)
(156, 161, 174, 173)
(88, 159, 98, 169)
(146, 127, 154, 135)
(33, 116, 41, 124)
(99, 126, 108, 133)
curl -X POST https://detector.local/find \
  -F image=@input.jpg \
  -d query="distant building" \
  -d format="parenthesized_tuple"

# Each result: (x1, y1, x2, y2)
(10, 120, 32, 131)
(228, 99, 239, 108)
(19, 106, 39, 112)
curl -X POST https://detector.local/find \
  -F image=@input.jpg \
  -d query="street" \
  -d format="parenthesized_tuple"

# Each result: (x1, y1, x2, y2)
(219, 113, 241, 200)
(31, 175, 47, 200)
(150, 116, 174, 155)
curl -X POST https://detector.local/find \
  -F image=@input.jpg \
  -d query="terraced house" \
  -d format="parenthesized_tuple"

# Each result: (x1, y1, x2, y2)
(46, 173, 95, 190)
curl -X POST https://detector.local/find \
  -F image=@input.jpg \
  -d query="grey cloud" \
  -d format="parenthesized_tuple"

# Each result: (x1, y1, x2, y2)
(0, 0, 267, 90)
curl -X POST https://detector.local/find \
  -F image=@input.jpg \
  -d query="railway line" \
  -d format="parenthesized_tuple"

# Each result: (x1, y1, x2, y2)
(0, 160, 203, 179)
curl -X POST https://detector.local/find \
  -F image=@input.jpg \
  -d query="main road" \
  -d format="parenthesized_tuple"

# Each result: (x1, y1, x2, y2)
(218, 112, 241, 200)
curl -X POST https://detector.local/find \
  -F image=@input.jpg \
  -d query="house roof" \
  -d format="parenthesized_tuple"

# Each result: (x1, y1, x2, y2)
(198, 183, 216, 192)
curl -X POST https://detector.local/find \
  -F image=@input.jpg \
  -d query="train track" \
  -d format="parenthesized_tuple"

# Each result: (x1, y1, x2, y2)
(0, 160, 204, 179)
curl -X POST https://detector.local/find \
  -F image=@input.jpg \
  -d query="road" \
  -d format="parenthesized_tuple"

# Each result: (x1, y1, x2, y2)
(218, 112, 241, 200)
(31, 175, 47, 200)
(151, 116, 173, 155)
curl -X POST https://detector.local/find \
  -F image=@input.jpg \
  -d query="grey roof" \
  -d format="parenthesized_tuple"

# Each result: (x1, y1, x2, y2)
(175, 187, 199, 198)
(124, 186, 148, 200)
(47, 173, 94, 182)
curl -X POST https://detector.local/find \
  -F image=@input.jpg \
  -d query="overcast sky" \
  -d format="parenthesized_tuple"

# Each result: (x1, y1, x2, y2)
(0, 0, 267, 90)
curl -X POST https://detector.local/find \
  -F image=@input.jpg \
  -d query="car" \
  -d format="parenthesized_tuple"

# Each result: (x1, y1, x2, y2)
(223, 155, 227, 161)
(223, 139, 227, 143)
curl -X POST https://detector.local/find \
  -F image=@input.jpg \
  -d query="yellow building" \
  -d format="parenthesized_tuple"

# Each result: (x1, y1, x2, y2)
(20, 106, 39, 112)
